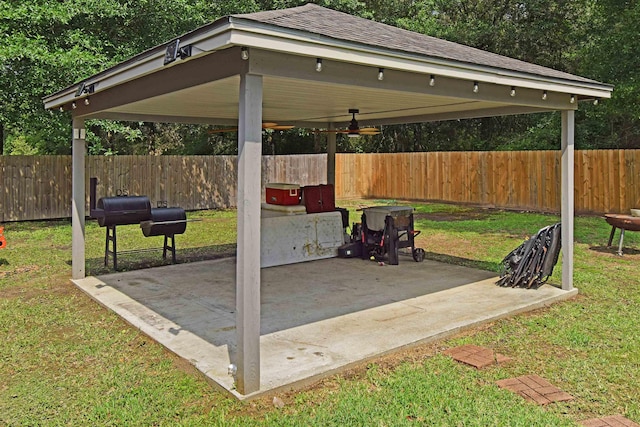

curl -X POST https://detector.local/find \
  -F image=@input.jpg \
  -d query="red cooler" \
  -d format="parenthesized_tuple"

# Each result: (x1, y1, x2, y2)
(265, 183, 301, 205)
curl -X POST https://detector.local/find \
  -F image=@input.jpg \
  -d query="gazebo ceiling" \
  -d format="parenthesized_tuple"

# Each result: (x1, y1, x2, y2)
(85, 73, 538, 127)
(43, 3, 613, 128)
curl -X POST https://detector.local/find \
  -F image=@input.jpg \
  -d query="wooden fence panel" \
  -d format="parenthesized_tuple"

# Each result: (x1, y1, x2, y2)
(333, 149, 640, 215)
(2, 150, 640, 222)
(1, 155, 72, 222)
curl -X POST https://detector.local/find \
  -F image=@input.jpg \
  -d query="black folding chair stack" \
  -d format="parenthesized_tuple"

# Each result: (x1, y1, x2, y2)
(497, 223, 562, 289)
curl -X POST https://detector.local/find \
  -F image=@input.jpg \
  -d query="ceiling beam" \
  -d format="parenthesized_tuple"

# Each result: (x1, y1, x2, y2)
(65, 47, 245, 118)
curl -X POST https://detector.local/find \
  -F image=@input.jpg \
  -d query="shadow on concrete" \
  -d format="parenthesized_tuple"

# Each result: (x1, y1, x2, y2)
(78, 243, 236, 275)
(89, 256, 496, 348)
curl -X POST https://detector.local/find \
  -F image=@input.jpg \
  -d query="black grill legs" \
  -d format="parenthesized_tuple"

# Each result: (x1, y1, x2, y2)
(105, 225, 117, 270)
(103, 226, 177, 271)
(163, 234, 177, 263)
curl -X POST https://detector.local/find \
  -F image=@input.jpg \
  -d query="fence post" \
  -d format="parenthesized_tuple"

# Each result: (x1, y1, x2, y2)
(327, 123, 336, 186)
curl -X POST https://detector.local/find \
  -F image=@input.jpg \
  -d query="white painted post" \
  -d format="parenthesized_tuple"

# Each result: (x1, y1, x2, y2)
(71, 117, 86, 279)
(561, 110, 575, 291)
(327, 122, 336, 186)
(235, 72, 263, 394)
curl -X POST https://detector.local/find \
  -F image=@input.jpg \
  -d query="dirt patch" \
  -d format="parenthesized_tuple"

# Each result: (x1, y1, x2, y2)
(0, 272, 80, 300)
(589, 245, 640, 256)
(0, 265, 41, 279)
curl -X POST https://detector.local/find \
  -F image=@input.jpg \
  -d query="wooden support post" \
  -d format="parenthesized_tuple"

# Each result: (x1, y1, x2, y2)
(561, 110, 575, 291)
(72, 117, 86, 279)
(327, 122, 336, 186)
(235, 72, 263, 395)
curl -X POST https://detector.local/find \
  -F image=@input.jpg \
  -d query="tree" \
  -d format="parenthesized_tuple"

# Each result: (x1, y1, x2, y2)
(0, 0, 260, 154)
(576, 0, 640, 148)
(389, 0, 595, 151)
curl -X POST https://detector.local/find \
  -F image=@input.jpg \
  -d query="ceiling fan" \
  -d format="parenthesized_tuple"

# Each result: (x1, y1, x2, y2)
(208, 122, 295, 134)
(315, 109, 380, 137)
(207, 110, 380, 136)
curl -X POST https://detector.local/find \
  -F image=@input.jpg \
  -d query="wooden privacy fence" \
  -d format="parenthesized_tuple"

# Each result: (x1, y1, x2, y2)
(336, 150, 640, 214)
(0, 154, 326, 222)
(1, 150, 639, 222)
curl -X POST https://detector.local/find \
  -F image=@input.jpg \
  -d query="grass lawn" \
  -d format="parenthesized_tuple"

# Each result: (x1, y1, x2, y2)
(1, 201, 639, 426)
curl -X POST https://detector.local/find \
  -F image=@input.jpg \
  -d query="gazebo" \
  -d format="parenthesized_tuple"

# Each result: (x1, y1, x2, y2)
(43, 4, 613, 395)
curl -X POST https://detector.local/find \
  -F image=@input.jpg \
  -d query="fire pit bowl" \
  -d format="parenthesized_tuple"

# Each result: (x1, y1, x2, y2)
(605, 214, 640, 232)
(605, 213, 640, 255)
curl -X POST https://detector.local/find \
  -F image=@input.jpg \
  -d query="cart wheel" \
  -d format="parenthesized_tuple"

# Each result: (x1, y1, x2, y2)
(412, 248, 425, 262)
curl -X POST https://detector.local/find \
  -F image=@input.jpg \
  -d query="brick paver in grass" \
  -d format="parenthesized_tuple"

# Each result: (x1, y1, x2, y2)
(496, 374, 574, 405)
(443, 344, 511, 369)
(580, 415, 640, 426)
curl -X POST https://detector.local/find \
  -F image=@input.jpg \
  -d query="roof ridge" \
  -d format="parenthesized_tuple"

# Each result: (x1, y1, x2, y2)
(232, 3, 322, 20)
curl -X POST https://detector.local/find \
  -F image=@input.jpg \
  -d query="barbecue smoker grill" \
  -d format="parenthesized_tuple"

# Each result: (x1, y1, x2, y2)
(90, 178, 187, 270)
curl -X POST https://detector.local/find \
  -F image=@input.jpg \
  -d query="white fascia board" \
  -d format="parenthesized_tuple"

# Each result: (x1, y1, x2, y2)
(43, 23, 236, 110)
(228, 21, 613, 100)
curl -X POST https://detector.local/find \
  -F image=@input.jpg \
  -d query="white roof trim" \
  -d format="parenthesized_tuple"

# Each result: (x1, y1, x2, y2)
(44, 22, 236, 110)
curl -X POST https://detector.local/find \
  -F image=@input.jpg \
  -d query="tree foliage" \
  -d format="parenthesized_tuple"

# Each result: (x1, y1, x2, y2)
(0, 0, 261, 154)
(575, 0, 640, 148)
(0, 0, 636, 155)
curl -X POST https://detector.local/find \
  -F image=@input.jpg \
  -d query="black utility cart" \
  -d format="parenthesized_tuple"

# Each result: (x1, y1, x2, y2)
(360, 206, 425, 265)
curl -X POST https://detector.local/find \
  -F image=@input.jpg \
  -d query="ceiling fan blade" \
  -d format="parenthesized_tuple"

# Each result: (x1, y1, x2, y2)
(313, 128, 380, 135)
(208, 127, 239, 133)
(209, 122, 288, 133)
(269, 125, 295, 130)
(312, 111, 381, 136)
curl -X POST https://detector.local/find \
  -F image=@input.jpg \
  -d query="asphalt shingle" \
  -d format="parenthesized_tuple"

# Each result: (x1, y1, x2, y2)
(234, 3, 597, 84)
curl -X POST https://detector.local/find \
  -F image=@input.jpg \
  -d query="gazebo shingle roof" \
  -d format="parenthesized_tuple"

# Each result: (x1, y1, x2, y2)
(234, 3, 596, 84)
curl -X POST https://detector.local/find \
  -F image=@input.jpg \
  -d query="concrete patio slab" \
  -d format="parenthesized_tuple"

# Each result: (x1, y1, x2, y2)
(72, 256, 577, 400)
